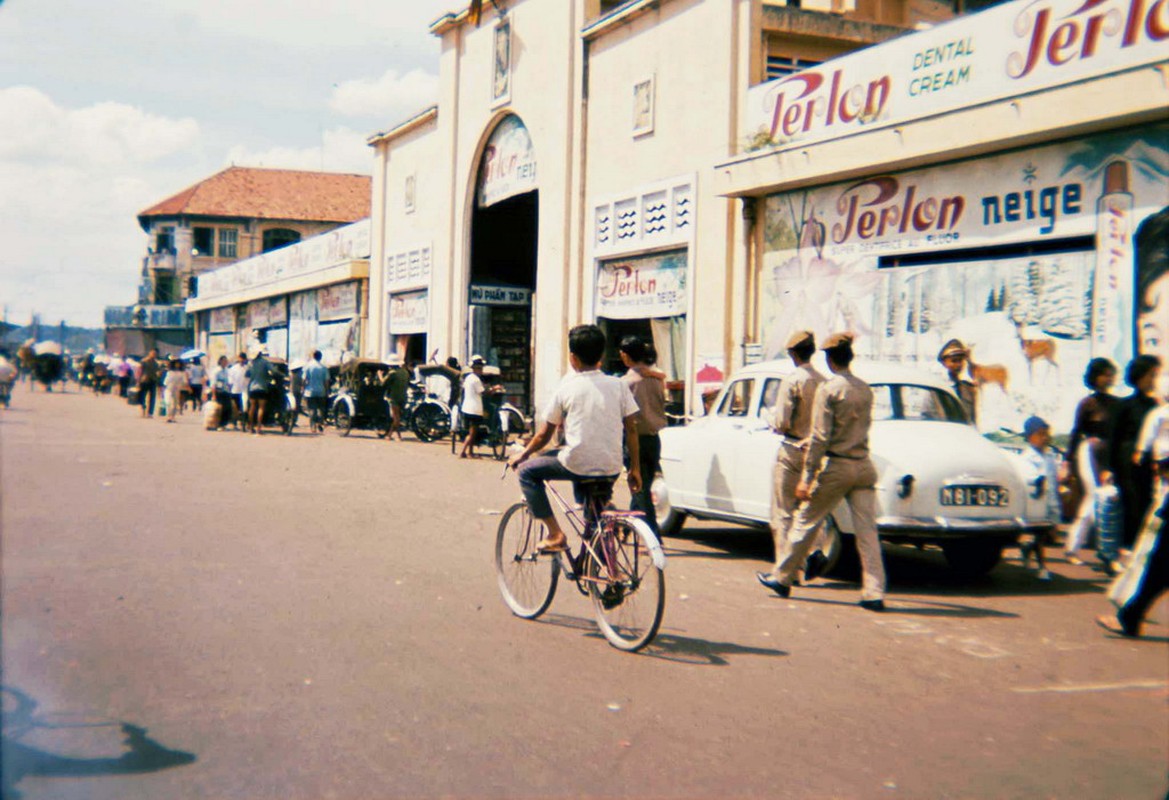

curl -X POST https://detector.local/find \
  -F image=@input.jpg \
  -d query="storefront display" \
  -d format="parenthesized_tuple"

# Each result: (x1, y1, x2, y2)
(759, 124, 1168, 434)
(469, 284, 532, 409)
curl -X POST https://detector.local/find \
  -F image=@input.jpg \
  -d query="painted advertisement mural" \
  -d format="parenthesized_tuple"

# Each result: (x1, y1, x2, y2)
(761, 124, 1168, 434)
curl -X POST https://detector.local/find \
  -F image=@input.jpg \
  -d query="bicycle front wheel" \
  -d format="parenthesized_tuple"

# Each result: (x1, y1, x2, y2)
(495, 502, 558, 619)
(587, 517, 665, 651)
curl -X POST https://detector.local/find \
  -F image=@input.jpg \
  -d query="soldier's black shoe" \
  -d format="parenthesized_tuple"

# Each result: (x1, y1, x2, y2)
(859, 599, 886, 612)
(804, 551, 828, 583)
(756, 572, 790, 597)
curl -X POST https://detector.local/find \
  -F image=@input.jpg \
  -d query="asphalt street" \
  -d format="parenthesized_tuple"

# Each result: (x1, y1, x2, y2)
(1, 384, 1166, 799)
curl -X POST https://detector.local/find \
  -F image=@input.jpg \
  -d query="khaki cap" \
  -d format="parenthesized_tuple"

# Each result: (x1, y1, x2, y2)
(785, 330, 815, 350)
(821, 331, 854, 350)
(937, 339, 969, 362)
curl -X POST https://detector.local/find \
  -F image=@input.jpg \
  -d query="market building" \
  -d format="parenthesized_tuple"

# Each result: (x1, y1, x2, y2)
(185, 219, 372, 367)
(368, 0, 939, 416)
(107, 166, 370, 357)
(715, 0, 1168, 432)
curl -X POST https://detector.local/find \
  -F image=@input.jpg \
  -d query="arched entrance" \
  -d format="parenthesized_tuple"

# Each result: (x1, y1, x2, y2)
(468, 114, 538, 413)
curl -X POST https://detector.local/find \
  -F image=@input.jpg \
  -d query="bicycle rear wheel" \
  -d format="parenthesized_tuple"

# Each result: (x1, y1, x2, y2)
(586, 517, 665, 651)
(495, 502, 558, 619)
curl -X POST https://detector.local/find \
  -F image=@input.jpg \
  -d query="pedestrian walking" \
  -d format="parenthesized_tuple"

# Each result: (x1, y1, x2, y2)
(163, 358, 188, 424)
(246, 349, 273, 434)
(114, 355, 131, 398)
(507, 324, 641, 554)
(1065, 358, 1119, 564)
(1110, 355, 1161, 548)
(1018, 416, 1059, 580)
(302, 350, 330, 433)
(208, 355, 232, 429)
(937, 339, 978, 424)
(757, 332, 887, 611)
(619, 335, 670, 537)
(380, 354, 410, 441)
(1098, 491, 1169, 638)
(228, 353, 248, 431)
(138, 348, 160, 418)
(758, 331, 825, 581)
(186, 357, 205, 411)
(458, 355, 492, 458)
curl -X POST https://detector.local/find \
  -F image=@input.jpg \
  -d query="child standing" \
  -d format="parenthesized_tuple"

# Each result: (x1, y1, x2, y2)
(1019, 416, 1059, 580)
(163, 358, 189, 424)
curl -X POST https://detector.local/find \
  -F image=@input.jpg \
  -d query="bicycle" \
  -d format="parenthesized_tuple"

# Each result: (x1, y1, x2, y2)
(494, 468, 667, 651)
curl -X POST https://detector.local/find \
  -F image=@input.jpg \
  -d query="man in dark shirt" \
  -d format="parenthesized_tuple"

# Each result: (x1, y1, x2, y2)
(138, 349, 160, 418)
(380, 355, 411, 441)
(246, 350, 273, 435)
(937, 339, 977, 424)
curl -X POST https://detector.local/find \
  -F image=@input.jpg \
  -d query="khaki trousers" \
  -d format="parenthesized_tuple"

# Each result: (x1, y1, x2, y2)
(769, 442, 807, 571)
(775, 456, 886, 601)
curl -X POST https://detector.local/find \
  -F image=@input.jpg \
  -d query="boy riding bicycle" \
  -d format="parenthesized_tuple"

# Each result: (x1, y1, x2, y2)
(508, 325, 642, 553)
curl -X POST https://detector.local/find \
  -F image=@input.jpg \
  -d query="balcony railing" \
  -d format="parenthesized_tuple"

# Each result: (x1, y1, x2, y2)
(104, 304, 190, 329)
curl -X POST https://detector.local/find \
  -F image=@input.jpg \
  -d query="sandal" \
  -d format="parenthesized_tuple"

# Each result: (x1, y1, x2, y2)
(536, 537, 569, 554)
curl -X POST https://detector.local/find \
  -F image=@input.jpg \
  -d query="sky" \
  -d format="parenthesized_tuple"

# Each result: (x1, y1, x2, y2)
(0, 0, 457, 328)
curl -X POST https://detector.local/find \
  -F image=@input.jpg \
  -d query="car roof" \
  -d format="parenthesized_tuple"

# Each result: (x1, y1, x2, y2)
(734, 358, 952, 392)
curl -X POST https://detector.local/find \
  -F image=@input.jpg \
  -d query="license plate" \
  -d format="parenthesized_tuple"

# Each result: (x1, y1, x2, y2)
(939, 485, 1010, 507)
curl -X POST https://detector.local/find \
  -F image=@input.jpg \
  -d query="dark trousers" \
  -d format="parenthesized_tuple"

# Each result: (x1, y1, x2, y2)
(139, 381, 157, 415)
(1119, 496, 1168, 635)
(629, 433, 662, 535)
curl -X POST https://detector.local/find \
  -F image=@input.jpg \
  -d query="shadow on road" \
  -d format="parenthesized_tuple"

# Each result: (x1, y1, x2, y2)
(772, 590, 1019, 618)
(535, 613, 789, 665)
(1, 685, 196, 800)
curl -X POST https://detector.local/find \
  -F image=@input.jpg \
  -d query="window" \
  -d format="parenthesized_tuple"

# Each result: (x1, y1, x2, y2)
(262, 228, 301, 252)
(871, 384, 967, 423)
(717, 379, 755, 417)
(192, 227, 213, 256)
(765, 55, 823, 81)
(155, 226, 174, 254)
(154, 274, 175, 304)
(218, 228, 238, 258)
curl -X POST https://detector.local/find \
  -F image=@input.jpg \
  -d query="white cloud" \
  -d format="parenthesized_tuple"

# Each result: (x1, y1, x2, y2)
(224, 126, 373, 175)
(0, 86, 200, 166)
(329, 68, 439, 122)
(0, 88, 207, 327)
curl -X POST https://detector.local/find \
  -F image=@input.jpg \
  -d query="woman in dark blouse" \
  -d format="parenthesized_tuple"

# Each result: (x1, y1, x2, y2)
(1064, 358, 1119, 564)
(1111, 355, 1162, 548)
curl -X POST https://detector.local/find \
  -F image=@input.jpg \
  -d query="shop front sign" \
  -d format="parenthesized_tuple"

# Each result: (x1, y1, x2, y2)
(195, 219, 371, 301)
(595, 251, 688, 320)
(745, 0, 1167, 148)
(318, 282, 359, 321)
(477, 115, 537, 208)
(469, 284, 532, 306)
(389, 290, 429, 335)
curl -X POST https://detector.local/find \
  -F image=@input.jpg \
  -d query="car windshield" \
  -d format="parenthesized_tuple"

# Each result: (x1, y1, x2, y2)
(870, 384, 968, 424)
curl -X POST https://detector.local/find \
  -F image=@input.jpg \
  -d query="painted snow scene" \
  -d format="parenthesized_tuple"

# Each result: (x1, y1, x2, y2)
(760, 125, 1168, 436)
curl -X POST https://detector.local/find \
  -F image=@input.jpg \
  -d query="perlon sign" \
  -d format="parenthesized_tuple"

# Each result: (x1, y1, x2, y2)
(746, 0, 1167, 148)
(477, 115, 537, 208)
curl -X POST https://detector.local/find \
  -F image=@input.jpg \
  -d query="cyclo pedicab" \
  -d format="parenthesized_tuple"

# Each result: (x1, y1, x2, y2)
(330, 358, 394, 437)
(246, 357, 298, 434)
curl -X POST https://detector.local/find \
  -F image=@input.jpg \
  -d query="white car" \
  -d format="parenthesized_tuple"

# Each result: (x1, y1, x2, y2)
(655, 360, 1055, 577)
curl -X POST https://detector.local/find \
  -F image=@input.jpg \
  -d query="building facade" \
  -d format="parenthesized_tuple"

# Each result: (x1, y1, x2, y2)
(367, 0, 933, 415)
(108, 167, 370, 356)
(717, 0, 1168, 432)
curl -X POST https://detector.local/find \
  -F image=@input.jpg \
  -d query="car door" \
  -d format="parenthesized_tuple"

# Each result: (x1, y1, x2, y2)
(698, 377, 757, 514)
(726, 376, 784, 521)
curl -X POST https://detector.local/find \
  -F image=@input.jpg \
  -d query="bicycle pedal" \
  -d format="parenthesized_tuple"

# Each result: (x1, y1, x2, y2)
(600, 584, 625, 610)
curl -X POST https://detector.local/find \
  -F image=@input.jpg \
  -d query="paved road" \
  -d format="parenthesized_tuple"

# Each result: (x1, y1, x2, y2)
(2, 385, 1166, 799)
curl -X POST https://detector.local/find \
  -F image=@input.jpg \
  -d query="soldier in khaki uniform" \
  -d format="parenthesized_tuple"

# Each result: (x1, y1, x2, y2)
(757, 332, 888, 611)
(760, 331, 824, 582)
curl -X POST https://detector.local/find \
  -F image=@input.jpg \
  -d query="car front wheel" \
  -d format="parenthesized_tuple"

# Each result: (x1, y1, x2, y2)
(652, 476, 687, 537)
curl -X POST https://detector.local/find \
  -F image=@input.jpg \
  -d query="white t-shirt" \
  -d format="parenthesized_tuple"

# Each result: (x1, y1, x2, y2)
(461, 373, 485, 416)
(544, 370, 639, 476)
(228, 362, 249, 394)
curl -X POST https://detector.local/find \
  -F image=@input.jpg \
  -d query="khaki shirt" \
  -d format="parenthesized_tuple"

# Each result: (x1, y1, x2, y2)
(622, 368, 668, 436)
(803, 369, 874, 484)
(772, 363, 824, 444)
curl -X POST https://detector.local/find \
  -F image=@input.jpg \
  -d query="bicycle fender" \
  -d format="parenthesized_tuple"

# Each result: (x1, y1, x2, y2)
(629, 518, 667, 570)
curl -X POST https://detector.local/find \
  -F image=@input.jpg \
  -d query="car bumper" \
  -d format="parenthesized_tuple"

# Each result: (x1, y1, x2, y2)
(877, 516, 1054, 539)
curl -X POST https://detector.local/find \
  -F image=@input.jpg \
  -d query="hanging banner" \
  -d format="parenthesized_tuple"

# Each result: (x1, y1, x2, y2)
(246, 300, 270, 330)
(388, 290, 429, 335)
(209, 306, 235, 332)
(595, 250, 688, 320)
(477, 115, 537, 208)
(318, 282, 359, 321)
(745, 0, 1168, 150)
(268, 297, 288, 326)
